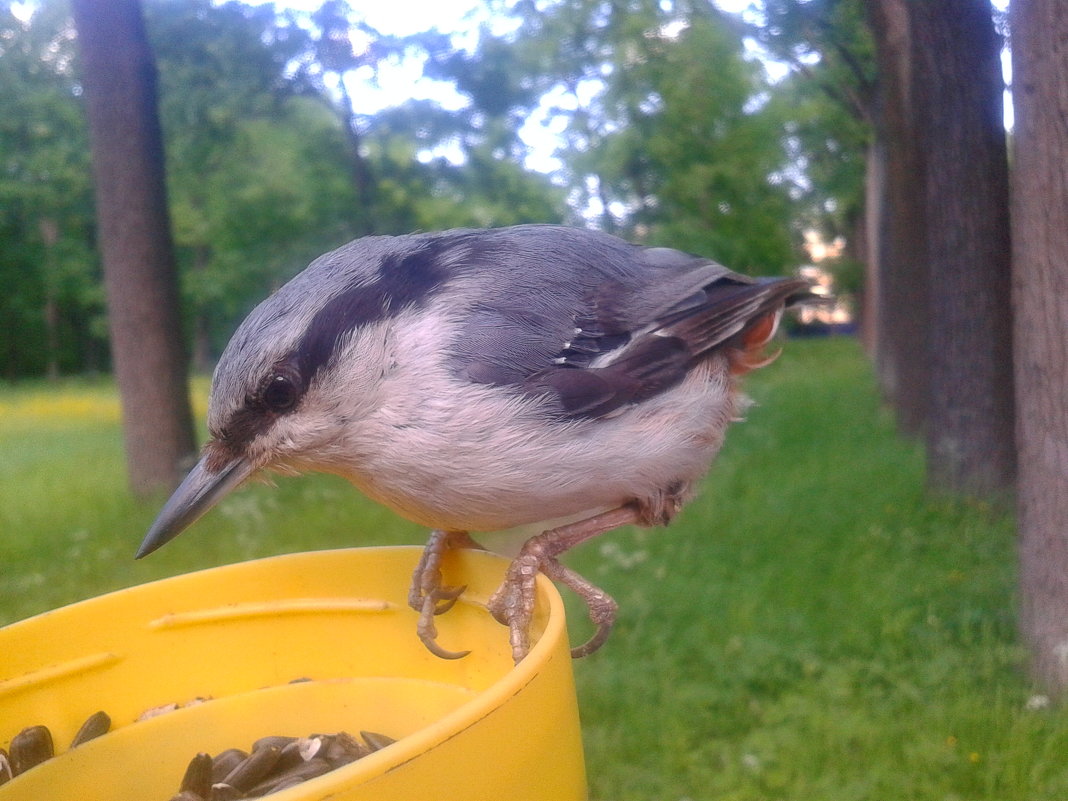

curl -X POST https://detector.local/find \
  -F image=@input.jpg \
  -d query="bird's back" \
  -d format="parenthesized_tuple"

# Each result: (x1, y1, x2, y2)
(290, 225, 810, 532)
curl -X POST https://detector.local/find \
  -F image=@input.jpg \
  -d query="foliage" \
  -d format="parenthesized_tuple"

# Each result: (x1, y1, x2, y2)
(632, 12, 795, 268)
(1, 0, 875, 377)
(147, 1, 358, 359)
(766, 70, 869, 247)
(736, 0, 874, 275)
(0, 0, 565, 377)
(471, 0, 798, 272)
(0, 339, 1050, 800)
(0, 1, 103, 377)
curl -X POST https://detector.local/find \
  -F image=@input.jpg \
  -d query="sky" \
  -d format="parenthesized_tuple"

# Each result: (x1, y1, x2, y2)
(252, 0, 769, 173)
(267, 0, 1013, 160)
(14, 0, 1009, 163)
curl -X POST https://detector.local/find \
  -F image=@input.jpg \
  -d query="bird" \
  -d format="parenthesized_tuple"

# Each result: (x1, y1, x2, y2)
(136, 224, 815, 663)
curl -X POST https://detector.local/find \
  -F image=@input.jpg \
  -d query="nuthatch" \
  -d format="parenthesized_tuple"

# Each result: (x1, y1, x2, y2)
(137, 225, 814, 662)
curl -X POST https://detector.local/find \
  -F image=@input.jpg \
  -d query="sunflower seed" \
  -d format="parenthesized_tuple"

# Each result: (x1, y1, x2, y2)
(360, 730, 396, 752)
(210, 749, 247, 783)
(246, 756, 332, 796)
(296, 736, 323, 761)
(70, 711, 111, 748)
(222, 744, 282, 792)
(10, 725, 53, 776)
(208, 783, 243, 800)
(168, 728, 397, 799)
(323, 732, 370, 766)
(179, 752, 213, 798)
(251, 735, 296, 753)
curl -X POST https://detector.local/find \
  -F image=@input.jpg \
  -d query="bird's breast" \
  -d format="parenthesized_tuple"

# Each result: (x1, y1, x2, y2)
(326, 355, 739, 534)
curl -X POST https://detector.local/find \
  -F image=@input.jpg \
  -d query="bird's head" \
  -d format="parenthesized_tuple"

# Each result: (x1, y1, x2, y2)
(135, 236, 430, 559)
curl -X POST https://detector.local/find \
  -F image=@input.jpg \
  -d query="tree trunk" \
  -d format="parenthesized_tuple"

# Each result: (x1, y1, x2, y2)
(72, 0, 196, 495)
(39, 217, 61, 382)
(1011, 0, 1068, 694)
(335, 76, 378, 235)
(860, 142, 881, 357)
(910, 0, 1015, 498)
(865, 0, 930, 437)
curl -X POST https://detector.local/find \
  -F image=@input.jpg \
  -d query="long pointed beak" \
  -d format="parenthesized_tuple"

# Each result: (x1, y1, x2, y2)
(136, 453, 255, 559)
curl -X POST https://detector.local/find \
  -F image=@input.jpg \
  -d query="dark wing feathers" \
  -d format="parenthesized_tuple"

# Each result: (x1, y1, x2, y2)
(524, 335, 691, 418)
(447, 228, 814, 419)
(659, 277, 812, 359)
(521, 277, 810, 419)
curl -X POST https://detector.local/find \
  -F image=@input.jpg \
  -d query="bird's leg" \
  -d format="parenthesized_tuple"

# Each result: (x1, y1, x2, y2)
(537, 557, 619, 658)
(487, 505, 642, 663)
(409, 529, 484, 660)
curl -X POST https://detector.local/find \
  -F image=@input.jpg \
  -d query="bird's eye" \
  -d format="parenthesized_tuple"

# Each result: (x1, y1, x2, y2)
(262, 373, 299, 413)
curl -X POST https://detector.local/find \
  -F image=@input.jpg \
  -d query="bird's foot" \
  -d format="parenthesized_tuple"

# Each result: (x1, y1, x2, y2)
(486, 548, 541, 663)
(408, 529, 483, 660)
(487, 506, 639, 664)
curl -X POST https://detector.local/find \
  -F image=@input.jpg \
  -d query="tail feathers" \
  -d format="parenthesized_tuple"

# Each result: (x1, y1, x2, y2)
(660, 277, 814, 366)
(523, 274, 820, 421)
(727, 307, 784, 376)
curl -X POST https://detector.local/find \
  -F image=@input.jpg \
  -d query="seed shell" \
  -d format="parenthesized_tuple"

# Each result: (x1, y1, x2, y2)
(222, 743, 282, 792)
(208, 783, 243, 800)
(360, 730, 396, 752)
(179, 752, 213, 798)
(210, 749, 248, 783)
(246, 756, 333, 796)
(10, 725, 54, 776)
(70, 710, 111, 748)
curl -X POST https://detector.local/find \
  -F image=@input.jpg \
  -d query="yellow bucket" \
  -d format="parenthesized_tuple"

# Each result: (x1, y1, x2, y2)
(0, 547, 586, 800)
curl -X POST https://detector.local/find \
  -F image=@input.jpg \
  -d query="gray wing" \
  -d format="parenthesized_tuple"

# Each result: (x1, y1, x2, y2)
(450, 227, 813, 419)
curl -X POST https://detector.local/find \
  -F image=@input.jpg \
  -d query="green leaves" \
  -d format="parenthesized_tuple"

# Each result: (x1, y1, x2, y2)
(0, 1, 100, 377)
(1, 0, 873, 377)
(481, 0, 801, 272)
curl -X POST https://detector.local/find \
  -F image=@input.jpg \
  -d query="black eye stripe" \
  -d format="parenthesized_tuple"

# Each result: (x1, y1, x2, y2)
(216, 235, 457, 450)
(292, 238, 453, 384)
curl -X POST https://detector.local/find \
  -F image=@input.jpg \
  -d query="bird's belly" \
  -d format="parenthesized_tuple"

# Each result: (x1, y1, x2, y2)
(334, 363, 737, 533)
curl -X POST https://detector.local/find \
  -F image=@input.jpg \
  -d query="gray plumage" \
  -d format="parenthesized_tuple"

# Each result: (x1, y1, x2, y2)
(137, 224, 812, 659)
(180, 225, 803, 532)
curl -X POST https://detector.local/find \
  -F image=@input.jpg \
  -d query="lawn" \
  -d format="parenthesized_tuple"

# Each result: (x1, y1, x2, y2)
(1, 337, 1062, 800)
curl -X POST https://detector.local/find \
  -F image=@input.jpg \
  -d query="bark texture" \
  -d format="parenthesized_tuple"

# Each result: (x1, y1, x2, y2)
(72, 0, 195, 494)
(865, 0, 930, 436)
(1011, 0, 1068, 693)
(911, 0, 1015, 497)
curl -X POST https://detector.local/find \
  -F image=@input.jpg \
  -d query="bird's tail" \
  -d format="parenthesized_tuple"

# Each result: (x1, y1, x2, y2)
(658, 276, 820, 376)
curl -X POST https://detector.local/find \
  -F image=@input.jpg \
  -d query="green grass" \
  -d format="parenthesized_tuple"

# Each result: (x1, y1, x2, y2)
(0, 376, 421, 623)
(1, 339, 1061, 800)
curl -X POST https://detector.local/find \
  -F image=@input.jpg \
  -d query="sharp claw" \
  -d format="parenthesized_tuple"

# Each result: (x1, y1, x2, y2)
(417, 603, 471, 659)
(569, 620, 614, 658)
(406, 531, 488, 660)
(434, 597, 460, 615)
(432, 585, 467, 615)
(420, 638, 472, 661)
(410, 541, 471, 659)
(410, 583, 466, 611)
(433, 583, 466, 601)
(489, 608, 507, 627)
